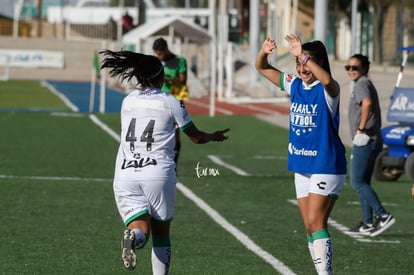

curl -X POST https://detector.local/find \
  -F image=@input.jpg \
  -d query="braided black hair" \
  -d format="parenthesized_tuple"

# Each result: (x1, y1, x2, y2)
(99, 50, 164, 88)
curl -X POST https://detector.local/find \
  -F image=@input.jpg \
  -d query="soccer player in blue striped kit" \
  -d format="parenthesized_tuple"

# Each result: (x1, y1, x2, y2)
(256, 35, 347, 274)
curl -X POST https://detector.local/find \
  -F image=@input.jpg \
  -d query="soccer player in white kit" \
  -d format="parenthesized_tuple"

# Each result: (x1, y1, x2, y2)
(100, 50, 230, 274)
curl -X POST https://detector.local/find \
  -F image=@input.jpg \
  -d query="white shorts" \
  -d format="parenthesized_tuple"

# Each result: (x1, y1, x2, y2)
(114, 177, 176, 226)
(294, 173, 346, 199)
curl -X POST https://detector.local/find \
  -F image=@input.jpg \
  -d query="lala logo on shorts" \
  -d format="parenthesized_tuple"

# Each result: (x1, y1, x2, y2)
(121, 158, 157, 169)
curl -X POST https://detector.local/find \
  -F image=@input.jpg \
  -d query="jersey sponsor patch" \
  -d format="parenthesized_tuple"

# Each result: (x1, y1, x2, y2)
(123, 98, 167, 111)
(285, 73, 294, 83)
(288, 142, 318, 156)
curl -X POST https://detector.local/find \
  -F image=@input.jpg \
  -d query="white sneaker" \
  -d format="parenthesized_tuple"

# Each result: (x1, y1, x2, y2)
(348, 222, 375, 236)
(370, 214, 396, 237)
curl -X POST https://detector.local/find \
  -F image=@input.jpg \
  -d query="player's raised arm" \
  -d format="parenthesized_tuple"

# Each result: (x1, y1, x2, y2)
(255, 38, 282, 87)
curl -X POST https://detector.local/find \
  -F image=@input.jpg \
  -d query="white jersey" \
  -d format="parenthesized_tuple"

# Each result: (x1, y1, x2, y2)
(114, 87, 192, 181)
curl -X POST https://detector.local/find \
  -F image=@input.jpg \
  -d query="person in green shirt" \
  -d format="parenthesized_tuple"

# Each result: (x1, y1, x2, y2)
(153, 37, 189, 167)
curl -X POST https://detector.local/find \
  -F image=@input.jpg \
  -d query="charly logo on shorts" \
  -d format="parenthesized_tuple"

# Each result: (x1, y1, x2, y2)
(317, 181, 327, 190)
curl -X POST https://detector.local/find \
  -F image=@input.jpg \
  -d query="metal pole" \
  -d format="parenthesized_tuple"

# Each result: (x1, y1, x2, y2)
(351, 0, 358, 54)
(117, 0, 125, 41)
(291, 0, 297, 34)
(37, 0, 43, 37)
(217, 0, 227, 101)
(249, 0, 260, 87)
(99, 40, 107, 113)
(13, 0, 24, 38)
(314, 0, 328, 43)
(209, 0, 216, 117)
(138, 0, 145, 26)
(225, 42, 233, 99)
(269, 0, 279, 96)
(350, 0, 359, 95)
(89, 69, 96, 113)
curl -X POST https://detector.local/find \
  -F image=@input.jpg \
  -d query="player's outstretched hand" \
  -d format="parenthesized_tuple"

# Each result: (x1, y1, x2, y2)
(211, 128, 230, 142)
(184, 125, 230, 144)
(285, 34, 303, 57)
(262, 38, 277, 55)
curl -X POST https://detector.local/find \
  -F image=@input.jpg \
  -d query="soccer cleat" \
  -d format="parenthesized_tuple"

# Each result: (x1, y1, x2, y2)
(370, 214, 396, 237)
(121, 229, 137, 270)
(348, 222, 375, 236)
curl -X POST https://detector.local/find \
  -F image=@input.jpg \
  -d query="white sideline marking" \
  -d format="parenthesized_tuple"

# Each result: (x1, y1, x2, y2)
(177, 182, 296, 275)
(50, 112, 85, 117)
(42, 80, 79, 112)
(0, 174, 111, 182)
(253, 155, 287, 160)
(287, 200, 400, 244)
(89, 115, 296, 274)
(208, 155, 250, 176)
(346, 201, 399, 207)
(89, 114, 121, 142)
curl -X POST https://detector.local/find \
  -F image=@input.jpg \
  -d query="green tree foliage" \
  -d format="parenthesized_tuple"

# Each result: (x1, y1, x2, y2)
(301, 0, 414, 63)
(368, 0, 393, 64)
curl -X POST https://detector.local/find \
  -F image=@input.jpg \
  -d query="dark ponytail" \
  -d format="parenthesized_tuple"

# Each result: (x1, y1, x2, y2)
(100, 50, 163, 88)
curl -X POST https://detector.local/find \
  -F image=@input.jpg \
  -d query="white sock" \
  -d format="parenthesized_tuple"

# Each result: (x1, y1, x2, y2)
(313, 237, 333, 275)
(131, 228, 146, 249)
(307, 239, 319, 273)
(151, 246, 172, 275)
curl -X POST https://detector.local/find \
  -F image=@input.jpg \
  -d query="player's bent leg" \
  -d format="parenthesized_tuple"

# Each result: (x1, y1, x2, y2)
(306, 194, 337, 275)
(151, 237, 172, 275)
(121, 215, 151, 270)
(312, 229, 333, 275)
(122, 229, 137, 270)
(151, 219, 172, 275)
(307, 234, 319, 273)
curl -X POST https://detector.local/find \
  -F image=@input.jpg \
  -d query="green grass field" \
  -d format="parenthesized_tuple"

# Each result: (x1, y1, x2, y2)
(1, 80, 413, 274)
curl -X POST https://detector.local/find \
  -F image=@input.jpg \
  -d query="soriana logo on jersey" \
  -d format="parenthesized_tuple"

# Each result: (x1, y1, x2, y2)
(288, 142, 318, 157)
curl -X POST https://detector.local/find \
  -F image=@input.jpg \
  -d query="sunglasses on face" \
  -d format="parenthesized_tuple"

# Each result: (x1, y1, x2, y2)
(345, 65, 360, 71)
